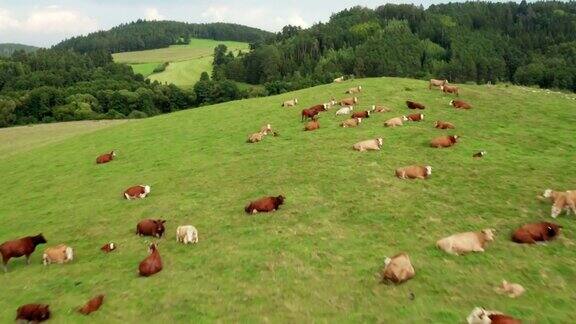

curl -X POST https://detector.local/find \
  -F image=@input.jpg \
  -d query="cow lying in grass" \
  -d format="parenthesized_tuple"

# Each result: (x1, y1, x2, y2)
(304, 117, 320, 131)
(451, 99, 471, 109)
(96, 151, 116, 164)
(101, 242, 116, 253)
(335, 106, 353, 115)
(351, 110, 370, 119)
(395, 165, 431, 180)
(384, 116, 408, 127)
(16, 304, 51, 323)
(346, 86, 362, 94)
(473, 151, 486, 159)
(434, 121, 455, 129)
(340, 97, 358, 106)
(139, 243, 162, 277)
(282, 98, 298, 107)
(353, 138, 383, 152)
(42, 244, 74, 265)
(495, 280, 525, 298)
(437, 229, 495, 255)
(380, 253, 415, 284)
(406, 100, 425, 109)
(341, 118, 362, 128)
(466, 307, 521, 324)
(136, 219, 166, 238)
(430, 135, 459, 148)
(441, 84, 459, 96)
(79, 295, 105, 315)
(124, 185, 151, 200)
(1, 234, 46, 272)
(407, 113, 424, 121)
(512, 222, 561, 244)
(372, 105, 391, 113)
(245, 195, 285, 214)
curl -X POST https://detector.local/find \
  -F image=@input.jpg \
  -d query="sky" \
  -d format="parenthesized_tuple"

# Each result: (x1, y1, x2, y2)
(0, 0, 529, 47)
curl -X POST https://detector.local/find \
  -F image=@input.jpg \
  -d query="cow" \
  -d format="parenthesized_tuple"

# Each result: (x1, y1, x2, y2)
(304, 118, 320, 131)
(245, 195, 285, 214)
(42, 244, 74, 265)
(430, 135, 459, 148)
(429, 78, 447, 89)
(335, 106, 353, 116)
(512, 222, 561, 244)
(247, 131, 267, 143)
(282, 98, 298, 107)
(380, 253, 415, 284)
(353, 138, 383, 152)
(324, 98, 337, 109)
(407, 113, 424, 122)
(333, 76, 344, 83)
(384, 116, 408, 127)
(441, 84, 459, 96)
(541, 189, 576, 218)
(340, 97, 358, 106)
(341, 118, 362, 128)
(101, 242, 116, 253)
(16, 304, 50, 323)
(136, 219, 166, 238)
(495, 280, 525, 298)
(434, 121, 455, 129)
(176, 225, 199, 244)
(1, 234, 47, 272)
(123, 185, 151, 200)
(346, 86, 362, 94)
(79, 294, 105, 315)
(301, 104, 327, 122)
(406, 100, 425, 109)
(395, 165, 432, 180)
(372, 105, 391, 113)
(473, 151, 486, 159)
(260, 124, 273, 135)
(451, 99, 471, 109)
(437, 229, 495, 255)
(467, 307, 521, 324)
(351, 110, 370, 119)
(139, 243, 162, 277)
(96, 151, 116, 164)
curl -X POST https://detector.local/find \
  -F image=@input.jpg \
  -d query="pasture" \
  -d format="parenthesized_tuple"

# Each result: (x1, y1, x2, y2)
(0, 77, 575, 322)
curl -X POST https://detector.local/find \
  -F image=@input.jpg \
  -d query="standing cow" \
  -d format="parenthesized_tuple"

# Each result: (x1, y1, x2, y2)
(429, 78, 447, 89)
(1, 234, 47, 272)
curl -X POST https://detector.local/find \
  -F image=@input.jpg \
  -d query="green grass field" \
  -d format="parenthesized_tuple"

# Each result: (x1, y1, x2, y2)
(1, 77, 575, 323)
(112, 38, 249, 88)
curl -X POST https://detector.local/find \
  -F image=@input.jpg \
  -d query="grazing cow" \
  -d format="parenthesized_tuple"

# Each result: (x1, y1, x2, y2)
(395, 165, 432, 180)
(512, 222, 561, 244)
(346, 86, 362, 94)
(340, 97, 358, 106)
(341, 118, 362, 128)
(467, 307, 521, 324)
(247, 131, 267, 143)
(542, 189, 576, 218)
(496, 280, 525, 298)
(372, 105, 391, 113)
(384, 116, 408, 127)
(176, 225, 199, 244)
(351, 110, 370, 119)
(301, 104, 327, 122)
(473, 151, 487, 159)
(16, 304, 50, 323)
(407, 113, 424, 122)
(441, 84, 459, 96)
(245, 195, 285, 214)
(335, 106, 353, 115)
(136, 219, 166, 238)
(139, 243, 162, 277)
(42, 244, 74, 265)
(380, 253, 415, 284)
(79, 295, 105, 315)
(451, 99, 471, 109)
(430, 135, 459, 148)
(437, 229, 495, 255)
(429, 78, 447, 89)
(406, 100, 425, 109)
(353, 138, 383, 152)
(282, 98, 298, 107)
(434, 121, 455, 129)
(333, 76, 344, 83)
(304, 117, 320, 131)
(1, 234, 47, 272)
(101, 242, 116, 253)
(123, 185, 151, 200)
(96, 151, 116, 164)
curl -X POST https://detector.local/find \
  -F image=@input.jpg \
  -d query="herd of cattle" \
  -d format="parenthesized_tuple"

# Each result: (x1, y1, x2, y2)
(1, 78, 573, 322)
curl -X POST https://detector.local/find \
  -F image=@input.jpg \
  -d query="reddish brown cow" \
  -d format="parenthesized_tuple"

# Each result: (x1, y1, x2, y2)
(450, 99, 471, 109)
(434, 121, 455, 129)
(441, 84, 459, 96)
(139, 243, 162, 277)
(430, 135, 459, 148)
(407, 113, 424, 121)
(245, 195, 285, 214)
(351, 110, 371, 119)
(100, 242, 116, 253)
(489, 314, 522, 324)
(1, 234, 47, 272)
(136, 219, 166, 238)
(406, 100, 425, 109)
(16, 304, 50, 322)
(301, 104, 326, 122)
(96, 151, 116, 164)
(123, 185, 151, 200)
(79, 295, 105, 315)
(304, 118, 320, 131)
(512, 222, 562, 244)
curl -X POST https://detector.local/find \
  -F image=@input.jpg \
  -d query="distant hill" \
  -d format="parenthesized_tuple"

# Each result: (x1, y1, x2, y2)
(0, 43, 39, 57)
(54, 20, 273, 54)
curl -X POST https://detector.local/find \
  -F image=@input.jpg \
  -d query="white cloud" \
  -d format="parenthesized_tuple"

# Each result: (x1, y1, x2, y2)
(274, 13, 309, 28)
(201, 4, 308, 30)
(0, 8, 20, 31)
(145, 8, 165, 21)
(22, 8, 98, 34)
(201, 5, 230, 21)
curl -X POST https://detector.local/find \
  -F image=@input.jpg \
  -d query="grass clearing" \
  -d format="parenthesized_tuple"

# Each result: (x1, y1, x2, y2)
(130, 62, 163, 78)
(0, 78, 575, 322)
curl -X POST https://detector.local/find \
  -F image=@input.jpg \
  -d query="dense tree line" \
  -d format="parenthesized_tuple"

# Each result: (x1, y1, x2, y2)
(0, 43, 39, 58)
(217, 1, 576, 93)
(53, 20, 273, 54)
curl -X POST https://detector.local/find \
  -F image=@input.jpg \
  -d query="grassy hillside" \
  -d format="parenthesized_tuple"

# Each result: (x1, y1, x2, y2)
(0, 43, 39, 57)
(0, 77, 575, 323)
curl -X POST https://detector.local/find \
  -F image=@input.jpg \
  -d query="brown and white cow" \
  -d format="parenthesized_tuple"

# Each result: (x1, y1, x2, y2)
(42, 244, 74, 265)
(282, 98, 298, 107)
(384, 116, 408, 127)
(245, 195, 285, 214)
(123, 185, 151, 200)
(406, 100, 425, 109)
(136, 219, 166, 238)
(380, 253, 415, 284)
(512, 222, 561, 244)
(450, 99, 471, 109)
(429, 78, 447, 89)
(351, 110, 370, 119)
(340, 97, 358, 106)
(301, 104, 327, 122)
(542, 189, 576, 218)
(96, 151, 116, 164)
(139, 243, 162, 277)
(430, 135, 459, 148)
(467, 307, 521, 324)
(434, 121, 455, 129)
(395, 165, 432, 180)
(407, 113, 424, 122)
(101, 242, 116, 253)
(346, 86, 362, 94)
(372, 105, 391, 113)
(441, 84, 459, 96)
(473, 151, 486, 159)
(341, 117, 362, 128)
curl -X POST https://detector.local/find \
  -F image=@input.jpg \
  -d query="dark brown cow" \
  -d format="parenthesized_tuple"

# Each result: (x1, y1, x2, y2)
(489, 314, 522, 324)
(450, 99, 471, 109)
(1, 234, 47, 272)
(79, 295, 105, 315)
(512, 222, 562, 244)
(136, 219, 166, 238)
(96, 151, 116, 164)
(406, 100, 425, 109)
(407, 113, 424, 121)
(430, 135, 459, 148)
(16, 304, 50, 322)
(245, 195, 285, 214)
(301, 104, 326, 122)
(100, 242, 116, 253)
(434, 121, 455, 129)
(139, 243, 162, 277)
(473, 151, 486, 159)
(351, 110, 371, 119)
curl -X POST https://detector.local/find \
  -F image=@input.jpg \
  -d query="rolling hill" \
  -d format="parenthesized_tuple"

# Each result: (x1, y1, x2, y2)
(113, 38, 249, 88)
(0, 77, 575, 322)
(0, 43, 39, 57)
